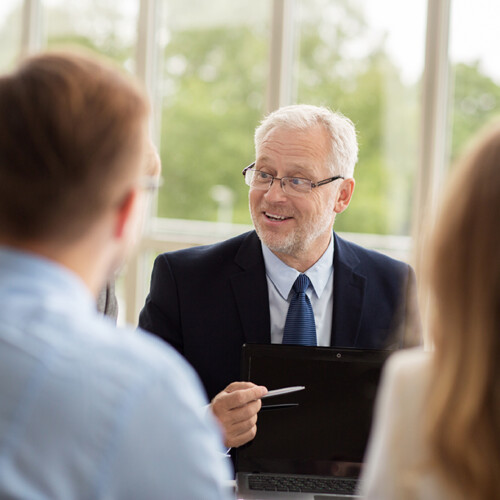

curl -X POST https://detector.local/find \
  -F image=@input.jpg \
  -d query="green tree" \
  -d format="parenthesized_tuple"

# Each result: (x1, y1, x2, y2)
(157, 25, 267, 223)
(296, 5, 420, 235)
(450, 62, 500, 161)
(157, 0, 419, 235)
(40, 1, 500, 237)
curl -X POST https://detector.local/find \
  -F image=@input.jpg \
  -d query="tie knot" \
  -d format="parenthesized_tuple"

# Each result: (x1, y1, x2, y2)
(293, 274, 310, 294)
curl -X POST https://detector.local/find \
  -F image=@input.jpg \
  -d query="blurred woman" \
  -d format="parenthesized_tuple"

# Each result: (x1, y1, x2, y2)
(360, 121, 500, 499)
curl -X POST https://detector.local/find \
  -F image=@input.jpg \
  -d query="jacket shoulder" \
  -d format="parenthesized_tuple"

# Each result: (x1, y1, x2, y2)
(155, 230, 257, 272)
(335, 234, 411, 274)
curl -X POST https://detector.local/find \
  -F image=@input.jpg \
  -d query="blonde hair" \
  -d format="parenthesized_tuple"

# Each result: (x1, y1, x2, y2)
(424, 121, 500, 499)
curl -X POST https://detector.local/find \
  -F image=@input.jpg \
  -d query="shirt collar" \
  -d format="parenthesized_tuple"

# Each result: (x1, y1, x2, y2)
(262, 236, 334, 301)
(0, 245, 97, 315)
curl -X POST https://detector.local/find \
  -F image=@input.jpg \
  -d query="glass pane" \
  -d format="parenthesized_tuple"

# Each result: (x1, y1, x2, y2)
(42, 0, 139, 70)
(295, 0, 426, 236)
(449, 0, 500, 162)
(156, 0, 270, 224)
(0, 0, 22, 70)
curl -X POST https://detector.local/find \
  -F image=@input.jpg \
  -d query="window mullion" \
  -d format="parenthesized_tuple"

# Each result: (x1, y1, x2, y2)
(21, 0, 42, 57)
(267, 0, 296, 113)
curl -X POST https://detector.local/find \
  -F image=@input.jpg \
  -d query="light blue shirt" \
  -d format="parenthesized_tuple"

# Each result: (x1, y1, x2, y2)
(0, 247, 234, 500)
(262, 237, 334, 346)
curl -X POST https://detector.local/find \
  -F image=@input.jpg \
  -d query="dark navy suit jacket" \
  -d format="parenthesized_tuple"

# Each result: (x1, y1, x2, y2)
(139, 231, 420, 401)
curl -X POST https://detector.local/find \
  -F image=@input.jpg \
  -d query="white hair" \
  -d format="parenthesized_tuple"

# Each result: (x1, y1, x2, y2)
(254, 104, 358, 178)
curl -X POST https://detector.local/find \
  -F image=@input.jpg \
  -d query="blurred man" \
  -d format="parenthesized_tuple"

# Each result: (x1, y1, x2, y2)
(140, 104, 420, 449)
(0, 52, 232, 499)
(97, 144, 161, 321)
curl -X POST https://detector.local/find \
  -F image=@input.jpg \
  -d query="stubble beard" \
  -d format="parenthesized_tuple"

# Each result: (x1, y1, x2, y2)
(250, 200, 335, 259)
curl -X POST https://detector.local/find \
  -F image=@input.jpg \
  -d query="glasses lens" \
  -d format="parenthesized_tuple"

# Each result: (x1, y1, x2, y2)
(247, 170, 272, 190)
(283, 177, 311, 195)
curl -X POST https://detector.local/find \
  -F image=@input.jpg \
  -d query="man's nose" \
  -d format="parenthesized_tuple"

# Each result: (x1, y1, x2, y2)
(264, 178, 287, 202)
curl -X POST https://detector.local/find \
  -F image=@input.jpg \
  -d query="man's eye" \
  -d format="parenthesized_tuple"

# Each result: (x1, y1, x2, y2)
(258, 172, 272, 180)
(290, 177, 304, 185)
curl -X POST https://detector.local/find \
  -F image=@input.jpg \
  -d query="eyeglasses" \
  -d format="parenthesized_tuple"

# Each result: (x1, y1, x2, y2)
(139, 176, 163, 193)
(242, 162, 344, 197)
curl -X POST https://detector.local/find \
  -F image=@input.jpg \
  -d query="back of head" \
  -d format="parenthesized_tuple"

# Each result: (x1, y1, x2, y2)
(254, 104, 358, 178)
(430, 120, 500, 353)
(425, 120, 500, 499)
(0, 51, 148, 244)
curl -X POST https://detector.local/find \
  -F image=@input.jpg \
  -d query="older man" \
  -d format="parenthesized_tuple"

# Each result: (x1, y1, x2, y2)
(139, 104, 420, 449)
(0, 52, 232, 499)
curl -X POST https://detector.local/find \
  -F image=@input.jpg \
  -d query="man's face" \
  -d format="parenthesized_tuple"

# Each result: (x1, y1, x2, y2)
(109, 134, 160, 275)
(249, 125, 341, 267)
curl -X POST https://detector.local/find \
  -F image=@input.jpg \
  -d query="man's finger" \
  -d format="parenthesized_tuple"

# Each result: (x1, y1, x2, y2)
(219, 399, 262, 425)
(224, 381, 257, 393)
(227, 414, 258, 438)
(226, 425, 259, 448)
(213, 385, 267, 412)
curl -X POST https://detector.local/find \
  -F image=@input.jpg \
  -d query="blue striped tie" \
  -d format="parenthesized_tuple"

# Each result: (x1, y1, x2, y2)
(282, 274, 317, 346)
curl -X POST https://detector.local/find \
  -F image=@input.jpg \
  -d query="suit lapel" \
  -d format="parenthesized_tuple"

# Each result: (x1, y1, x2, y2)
(331, 233, 366, 347)
(231, 231, 271, 344)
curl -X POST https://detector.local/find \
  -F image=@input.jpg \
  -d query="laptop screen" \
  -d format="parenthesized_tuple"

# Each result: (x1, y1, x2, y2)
(237, 344, 391, 478)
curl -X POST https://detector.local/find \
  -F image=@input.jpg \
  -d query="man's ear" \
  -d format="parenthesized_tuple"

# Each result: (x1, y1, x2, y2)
(334, 178, 355, 214)
(114, 188, 139, 239)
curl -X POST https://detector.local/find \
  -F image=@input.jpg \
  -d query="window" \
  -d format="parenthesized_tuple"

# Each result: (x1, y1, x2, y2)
(155, 0, 270, 225)
(449, 0, 500, 162)
(42, 0, 139, 69)
(0, 0, 23, 70)
(295, 0, 426, 236)
(9, 0, 488, 324)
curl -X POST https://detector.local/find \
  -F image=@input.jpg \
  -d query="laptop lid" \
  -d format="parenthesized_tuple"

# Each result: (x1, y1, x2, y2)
(236, 344, 391, 480)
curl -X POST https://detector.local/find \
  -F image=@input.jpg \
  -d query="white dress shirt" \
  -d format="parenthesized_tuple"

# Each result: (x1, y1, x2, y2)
(261, 237, 334, 346)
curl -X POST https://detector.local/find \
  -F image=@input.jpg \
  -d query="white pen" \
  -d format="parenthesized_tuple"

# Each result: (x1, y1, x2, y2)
(261, 385, 305, 399)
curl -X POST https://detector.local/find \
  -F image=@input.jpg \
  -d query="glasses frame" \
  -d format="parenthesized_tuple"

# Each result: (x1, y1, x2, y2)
(242, 162, 344, 195)
(139, 176, 164, 192)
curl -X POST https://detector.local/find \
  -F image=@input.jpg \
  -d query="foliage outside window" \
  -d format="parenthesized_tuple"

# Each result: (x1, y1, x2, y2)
(449, 0, 500, 162)
(156, 0, 270, 225)
(43, 0, 138, 71)
(295, 0, 425, 236)
(5, 0, 499, 238)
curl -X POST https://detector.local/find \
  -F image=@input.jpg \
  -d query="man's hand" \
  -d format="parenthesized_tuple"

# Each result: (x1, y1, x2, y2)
(211, 382, 268, 448)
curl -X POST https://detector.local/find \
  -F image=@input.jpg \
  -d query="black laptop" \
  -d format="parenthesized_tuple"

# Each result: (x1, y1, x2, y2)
(235, 344, 391, 499)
